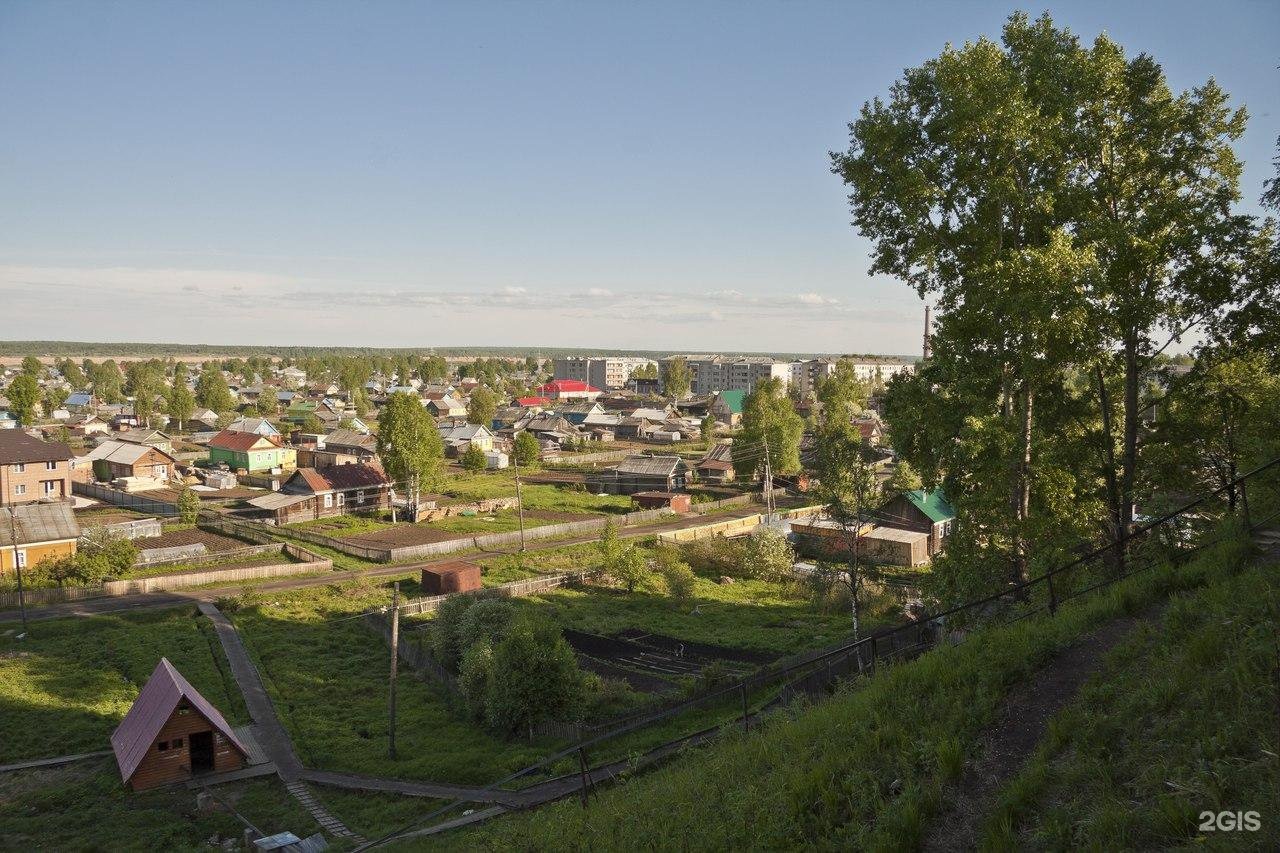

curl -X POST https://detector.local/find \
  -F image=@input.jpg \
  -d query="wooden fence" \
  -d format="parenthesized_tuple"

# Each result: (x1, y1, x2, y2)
(73, 480, 179, 516)
(0, 541, 331, 607)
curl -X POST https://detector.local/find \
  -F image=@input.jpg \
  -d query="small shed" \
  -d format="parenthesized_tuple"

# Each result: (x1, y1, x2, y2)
(421, 561, 482, 595)
(631, 491, 692, 513)
(111, 658, 249, 790)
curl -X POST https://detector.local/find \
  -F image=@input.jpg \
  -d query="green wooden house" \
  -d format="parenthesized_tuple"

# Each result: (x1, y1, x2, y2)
(207, 429, 296, 473)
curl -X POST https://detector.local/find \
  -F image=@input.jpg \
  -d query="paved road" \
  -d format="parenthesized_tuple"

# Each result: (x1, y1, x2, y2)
(0, 505, 772, 624)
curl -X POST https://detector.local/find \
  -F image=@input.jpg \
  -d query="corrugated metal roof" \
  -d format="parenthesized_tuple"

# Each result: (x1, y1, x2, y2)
(247, 491, 313, 511)
(904, 489, 955, 524)
(616, 455, 684, 477)
(208, 430, 277, 452)
(110, 658, 249, 784)
(0, 501, 80, 546)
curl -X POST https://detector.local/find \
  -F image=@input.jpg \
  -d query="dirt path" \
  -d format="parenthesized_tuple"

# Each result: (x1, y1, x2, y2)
(922, 614, 1145, 852)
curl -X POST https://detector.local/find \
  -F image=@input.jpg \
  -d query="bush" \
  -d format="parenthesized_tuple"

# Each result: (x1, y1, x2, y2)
(682, 536, 745, 576)
(177, 486, 201, 523)
(485, 617, 584, 737)
(458, 640, 495, 720)
(432, 593, 478, 671)
(654, 546, 697, 607)
(742, 529, 795, 581)
(460, 444, 488, 472)
(456, 598, 517, 651)
(599, 519, 651, 593)
(514, 431, 540, 466)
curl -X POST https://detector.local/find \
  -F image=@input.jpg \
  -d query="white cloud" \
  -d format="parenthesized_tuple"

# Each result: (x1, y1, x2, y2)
(796, 292, 838, 305)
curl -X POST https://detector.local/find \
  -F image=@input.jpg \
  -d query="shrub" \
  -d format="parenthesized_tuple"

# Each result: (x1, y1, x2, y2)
(460, 443, 488, 472)
(682, 536, 745, 576)
(457, 598, 517, 650)
(485, 617, 584, 737)
(598, 519, 651, 593)
(742, 529, 795, 581)
(458, 640, 495, 720)
(514, 431, 540, 466)
(177, 486, 201, 523)
(654, 546, 697, 607)
(432, 593, 478, 671)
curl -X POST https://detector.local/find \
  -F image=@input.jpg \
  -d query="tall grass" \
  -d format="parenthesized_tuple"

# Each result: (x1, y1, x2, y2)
(980, 538, 1277, 849)
(431, 527, 1254, 850)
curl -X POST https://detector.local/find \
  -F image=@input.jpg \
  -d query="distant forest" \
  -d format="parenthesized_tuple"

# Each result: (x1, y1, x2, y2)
(0, 340, 918, 361)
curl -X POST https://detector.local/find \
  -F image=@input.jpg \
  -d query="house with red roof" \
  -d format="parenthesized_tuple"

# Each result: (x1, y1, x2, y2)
(207, 429, 297, 473)
(535, 380, 602, 402)
(515, 396, 551, 408)
(245, 462, 392, 524)
(111, 658, 249, 790)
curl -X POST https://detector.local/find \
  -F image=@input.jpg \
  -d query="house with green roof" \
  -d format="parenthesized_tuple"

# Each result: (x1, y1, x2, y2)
(877, 488, 955, 555)
(710, 390, 746, 426)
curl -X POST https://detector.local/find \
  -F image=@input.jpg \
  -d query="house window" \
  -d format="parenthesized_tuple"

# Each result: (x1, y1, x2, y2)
(336, 493, 344, 506)
(42, 481, 58, 496)
(13, 484, 25, 496)
(172, 738, 183, 748)
(12, 463, 23, 473)
(356, 491, 365, 505)
(45, 461, 57, 470)
(15, 550, 26, 569)
(323, 494, 333, 508)
(157, 741, 169, 751)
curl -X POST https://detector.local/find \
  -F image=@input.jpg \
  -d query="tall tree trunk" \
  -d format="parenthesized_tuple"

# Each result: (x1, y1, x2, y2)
(1095, 364, 1124, 575)
(1011, 382, 1033, 585)
(1120, 335, 1140, 556)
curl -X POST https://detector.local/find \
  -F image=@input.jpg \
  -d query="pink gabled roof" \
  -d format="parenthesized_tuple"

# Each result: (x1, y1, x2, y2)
(516, 396, 551, 407)
(110, 658, 248, 784)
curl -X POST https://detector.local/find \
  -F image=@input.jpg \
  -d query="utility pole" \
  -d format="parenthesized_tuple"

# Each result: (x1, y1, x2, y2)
(762, 436, 774, 517)
(512, 450, 526, 552)
(388, 581, 399, 760)
(6, 507, 29, 639)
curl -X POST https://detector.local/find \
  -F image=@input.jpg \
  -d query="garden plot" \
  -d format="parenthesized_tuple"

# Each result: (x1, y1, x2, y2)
(564, 628, 764, 692)
(132, 527, 251, 555)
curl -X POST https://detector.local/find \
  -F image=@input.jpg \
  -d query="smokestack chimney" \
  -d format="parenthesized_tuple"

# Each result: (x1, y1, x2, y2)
(922, 304, 932, 362)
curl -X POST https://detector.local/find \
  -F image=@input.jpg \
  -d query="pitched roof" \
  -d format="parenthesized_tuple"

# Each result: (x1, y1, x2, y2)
(110, 658, 248, 785)
(82, 440, 174, 466)
(208, 429, 277, 452)
(712, 390, 746, 414)
(516, 396, 551, 407)
(322, 428, 377, 451)
(284, 463, 390, 494)
(0, 430, 73, 465)
(616, 455, 685, 477)
(537, 380, 600, 393)
(903, 489, 956, 524)
(0, 501, 80, 546)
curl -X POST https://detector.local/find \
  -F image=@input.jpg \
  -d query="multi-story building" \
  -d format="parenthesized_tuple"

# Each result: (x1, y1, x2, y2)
(0, 430, 73, 505)
(553, 356, 658, 390)
(662, 356, 793, 395)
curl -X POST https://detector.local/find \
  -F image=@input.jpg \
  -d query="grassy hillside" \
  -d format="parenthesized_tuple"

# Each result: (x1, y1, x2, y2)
(423, 529, 1258, 851)
(981, 549, 1279, 849)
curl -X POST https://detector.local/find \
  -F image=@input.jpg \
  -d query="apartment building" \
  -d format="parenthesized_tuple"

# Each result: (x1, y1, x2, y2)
(0, 430, 73, 505)
(553, 356, 658, 390)
(662, 356, 793, 395)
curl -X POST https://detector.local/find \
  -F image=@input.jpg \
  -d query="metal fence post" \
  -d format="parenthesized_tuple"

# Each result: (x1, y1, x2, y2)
(577, 747, 591, 807)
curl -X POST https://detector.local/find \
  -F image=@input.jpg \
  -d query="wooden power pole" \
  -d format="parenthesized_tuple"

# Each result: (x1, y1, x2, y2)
(388, 581, 399, 759)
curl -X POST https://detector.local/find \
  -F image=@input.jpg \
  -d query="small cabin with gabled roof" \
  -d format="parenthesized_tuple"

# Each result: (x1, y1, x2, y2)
(111, 658, 249, 790)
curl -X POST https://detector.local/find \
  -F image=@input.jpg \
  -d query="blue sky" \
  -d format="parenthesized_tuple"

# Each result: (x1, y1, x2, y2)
(1, 1, 1276, 354)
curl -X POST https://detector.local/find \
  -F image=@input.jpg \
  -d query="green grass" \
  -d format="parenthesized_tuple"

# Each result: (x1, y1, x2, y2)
(229, 580, 557, 785)
(443, 470, 632, 514)
(981, 546, 1279, 850)
(431, 527, 1256, 851)
(0, 608, 247, 764)
(289, 514, 397, 535)
(474, 541, 605, 586)
(0, 759, 320, 852)
(310, 786, 452, 841)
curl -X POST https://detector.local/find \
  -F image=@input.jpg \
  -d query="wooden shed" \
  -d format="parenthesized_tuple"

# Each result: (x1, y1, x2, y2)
(421, 561, 482, 595)
(111, 658, 249, 790)
(631, 490, 692, 513)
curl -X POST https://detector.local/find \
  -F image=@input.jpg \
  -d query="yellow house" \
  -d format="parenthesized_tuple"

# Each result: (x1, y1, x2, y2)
(1, 501, 80, 575)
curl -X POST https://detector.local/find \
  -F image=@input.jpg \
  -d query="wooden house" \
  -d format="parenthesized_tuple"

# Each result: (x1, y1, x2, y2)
(77, 439, 177, 484)
(110, 658, 249, 790)
(246, 462, 391, 524)
(0, 500, 79, 575)
(596, 454, 688, 495)
(876, 489, 956, 555)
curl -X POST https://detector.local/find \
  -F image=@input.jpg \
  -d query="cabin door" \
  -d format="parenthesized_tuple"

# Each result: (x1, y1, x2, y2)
(189, 731, 215, 773)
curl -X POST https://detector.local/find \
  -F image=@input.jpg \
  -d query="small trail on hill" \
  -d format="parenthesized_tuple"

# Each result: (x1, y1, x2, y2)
(921, 612, 1149, 852)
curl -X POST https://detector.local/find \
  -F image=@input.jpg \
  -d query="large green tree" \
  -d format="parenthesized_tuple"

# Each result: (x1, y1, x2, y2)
(733, 377, 804, 479)
(662, 357, 692, 400)
(6, 375, 40, 425)
(195, 365, 234, 413)
(467, 386, 498, 426)
(376, 391, 443, 513)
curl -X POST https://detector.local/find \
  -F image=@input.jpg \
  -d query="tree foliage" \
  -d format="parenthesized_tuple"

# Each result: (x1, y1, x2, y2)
(733, 377, 804, 478)
(460, 443, 488, 472)
(6, 375, 40, 425)
(662, 357, 692, 400)
(467, 386, 498, 426)
(376, 391, 444, 493)
(513, 431, 541, 466)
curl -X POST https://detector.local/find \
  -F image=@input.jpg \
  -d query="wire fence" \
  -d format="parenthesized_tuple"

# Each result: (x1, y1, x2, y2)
(351, 455, 1280, 849)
